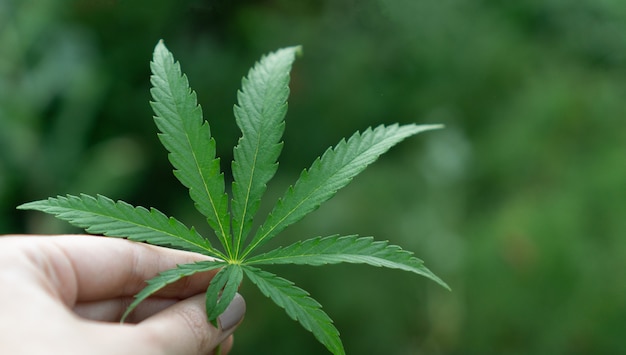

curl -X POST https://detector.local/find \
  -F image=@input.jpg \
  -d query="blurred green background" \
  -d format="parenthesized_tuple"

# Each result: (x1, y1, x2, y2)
(1, 0, 625, 353)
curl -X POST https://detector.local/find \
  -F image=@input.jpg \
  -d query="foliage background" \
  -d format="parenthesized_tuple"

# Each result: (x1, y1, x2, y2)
(1, 0, 625, 353)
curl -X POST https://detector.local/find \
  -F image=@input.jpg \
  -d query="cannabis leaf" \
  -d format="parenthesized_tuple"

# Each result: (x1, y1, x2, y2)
(231, 46, 297, 259)
(121, 260, 224, 322)
(241, 123, 443, 259)
(150, 41, 231, 255)
(18, 40, 449, 355)
(18, 194, 222, 257)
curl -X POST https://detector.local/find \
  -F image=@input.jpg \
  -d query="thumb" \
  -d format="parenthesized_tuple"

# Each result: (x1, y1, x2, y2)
(135, 293, 245, 355)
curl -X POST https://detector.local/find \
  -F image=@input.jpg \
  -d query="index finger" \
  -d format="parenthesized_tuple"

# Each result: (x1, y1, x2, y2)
(1, 235, 219, 304)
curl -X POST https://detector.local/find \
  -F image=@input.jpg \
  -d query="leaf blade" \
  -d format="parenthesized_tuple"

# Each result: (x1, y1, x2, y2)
(231, 46, 301, 258)
(243, 124, 443, 257)
(242, 265, 344, 355)
(121, 260, 225, 322)
(205, 264, 244, 325)
(150, 40, 231, 256)
(247, 235, 449, 290)
(17, 194, 224, 258)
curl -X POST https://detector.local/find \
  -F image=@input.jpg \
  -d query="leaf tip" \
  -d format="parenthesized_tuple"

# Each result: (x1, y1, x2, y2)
(293, 45, 303, 57)
(277, 45, 303, 60)
(120, 308, 132, 324)
(155, 39, 166, 50)
(153, 39, 172, 64)
(418, 123, 445, 132)
(427, 270, 451, 291)
(16, 198, 49, 210)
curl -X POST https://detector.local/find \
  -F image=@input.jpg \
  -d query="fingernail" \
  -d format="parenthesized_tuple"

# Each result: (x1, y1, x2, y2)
(218, 293, 246, 331)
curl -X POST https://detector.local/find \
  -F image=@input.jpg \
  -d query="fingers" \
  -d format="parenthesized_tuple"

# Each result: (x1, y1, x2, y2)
(51, 236, 217, 300)
(73, 297, 177, 322)
(0, 235, 245, 355)
(3, 235, 219, 303)
(135, 293, 246, 355)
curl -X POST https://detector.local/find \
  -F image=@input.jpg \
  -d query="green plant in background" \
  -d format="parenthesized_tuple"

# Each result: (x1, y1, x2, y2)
(18, 40, 448, 354)
(0, 0, 146, 234)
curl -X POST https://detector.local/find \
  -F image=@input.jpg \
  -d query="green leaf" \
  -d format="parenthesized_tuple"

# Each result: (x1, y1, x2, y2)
(17, 194, 225, 258)
(231, 46, 301, 258)
(242, 124, 443, 257)
(121, 260, 225, 322)
(205, 264, 244, 325)
(17, 41, 449, 355)
(247, 235, 450, 290)
(243, 265, 344, 355)
(150, 40, 231, 256)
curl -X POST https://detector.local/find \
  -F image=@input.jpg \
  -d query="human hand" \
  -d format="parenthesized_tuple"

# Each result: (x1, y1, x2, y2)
(0, 235, 245, 355)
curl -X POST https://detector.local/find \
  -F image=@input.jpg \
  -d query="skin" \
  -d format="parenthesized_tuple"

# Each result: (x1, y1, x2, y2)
(0, 235, 245, 355)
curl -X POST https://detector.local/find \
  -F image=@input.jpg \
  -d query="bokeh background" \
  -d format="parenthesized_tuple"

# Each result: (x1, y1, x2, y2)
(2, 0, 625, 353)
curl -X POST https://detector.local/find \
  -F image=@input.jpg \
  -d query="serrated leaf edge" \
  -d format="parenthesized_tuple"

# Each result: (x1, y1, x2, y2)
(121, 260, 225, 322)
(151, 40, 232, 256)
(17, 194, 225, 259)
(242, 265, 345, 355)
(241, 124, 443, 258)
(245, 235, 450, 290)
